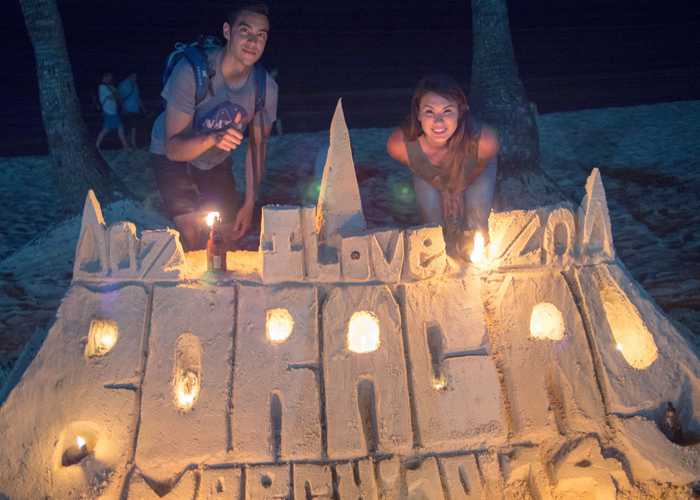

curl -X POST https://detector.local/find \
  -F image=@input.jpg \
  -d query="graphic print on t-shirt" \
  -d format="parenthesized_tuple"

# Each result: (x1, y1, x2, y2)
(195, 102, 248, 132)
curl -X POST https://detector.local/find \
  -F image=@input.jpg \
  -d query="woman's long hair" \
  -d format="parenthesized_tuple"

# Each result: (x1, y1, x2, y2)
(401, 74, 474, 192)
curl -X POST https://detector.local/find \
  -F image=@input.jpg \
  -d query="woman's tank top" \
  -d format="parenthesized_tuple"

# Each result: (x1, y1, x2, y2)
(404, 118, 482, 192)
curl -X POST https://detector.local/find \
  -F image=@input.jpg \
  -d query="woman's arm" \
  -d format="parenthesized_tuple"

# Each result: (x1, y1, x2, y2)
(386, 128, 409, 166)
(478, 125, 500, 165)
(463, 125, 500, 186)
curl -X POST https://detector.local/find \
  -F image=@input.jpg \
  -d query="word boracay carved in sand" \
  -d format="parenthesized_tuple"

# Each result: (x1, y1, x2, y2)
(1, 101, 698, 499)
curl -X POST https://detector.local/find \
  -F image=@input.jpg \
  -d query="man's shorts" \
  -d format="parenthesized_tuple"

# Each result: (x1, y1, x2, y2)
(152, 154, 240, 223)
(102, 113, 122, 131)
(122, 112, 143, 132)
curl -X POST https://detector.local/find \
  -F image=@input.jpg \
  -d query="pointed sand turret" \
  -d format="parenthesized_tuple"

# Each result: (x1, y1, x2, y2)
(316, 99, 366, 247)
(578, 167, 615, 262)
(73, 190, 109, 277)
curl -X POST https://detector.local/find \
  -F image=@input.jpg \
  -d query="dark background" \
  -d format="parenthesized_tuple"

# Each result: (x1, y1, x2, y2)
(4, 0, 700, 155)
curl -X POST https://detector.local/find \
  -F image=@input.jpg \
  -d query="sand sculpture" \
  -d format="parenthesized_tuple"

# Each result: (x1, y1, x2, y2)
(1, 100, 698, 499)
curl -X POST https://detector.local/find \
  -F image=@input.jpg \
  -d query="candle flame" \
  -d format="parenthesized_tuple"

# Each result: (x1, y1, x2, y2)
(175, 371, 200, 410)
(96, 329, 116, 352)
(205, 211, 220, 227)
(432, 375, 447, 390)
(76, 436, 86, 449)
(470, 231, 486, 265)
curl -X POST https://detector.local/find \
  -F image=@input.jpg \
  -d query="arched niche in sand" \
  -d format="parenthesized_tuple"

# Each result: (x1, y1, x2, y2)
(53, 421, 100, 469)
(530, 302, 566, 341)
(347, 311, 381, 353)
(85, 318, 119, 358)
(173, 332, 202, 411)
(599, 282, 658, 369)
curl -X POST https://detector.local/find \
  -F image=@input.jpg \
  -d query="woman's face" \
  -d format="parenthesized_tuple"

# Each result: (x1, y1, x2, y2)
(418, 92, 460, 145)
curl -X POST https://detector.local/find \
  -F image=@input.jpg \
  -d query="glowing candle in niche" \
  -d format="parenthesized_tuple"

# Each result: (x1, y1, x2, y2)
(266, 308, 294, 343)
(470, 231, 487, 265)
(432, 375, 447, 390)
(61, 432, 91, 467)
(530, 302, 565, 341)
(599, 278, 658, 369)
(347, 311, 380, 353)
(85, 319, 118, 357)
(173, 333, 203, 411)
(175, 370, 200, 410)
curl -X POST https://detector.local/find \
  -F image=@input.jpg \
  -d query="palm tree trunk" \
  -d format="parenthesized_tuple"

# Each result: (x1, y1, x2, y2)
(20, 0, 113, 216)
(470, 0, 562, 209)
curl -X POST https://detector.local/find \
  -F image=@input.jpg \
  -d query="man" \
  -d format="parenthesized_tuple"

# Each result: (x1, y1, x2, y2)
(149, 2, 278, 249)
(118, 73, 146, 148)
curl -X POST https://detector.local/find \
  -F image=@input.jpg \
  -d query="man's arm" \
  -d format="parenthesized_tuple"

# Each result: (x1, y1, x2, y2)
(164, 105, 244, 162)
(231, 114, 272, 240)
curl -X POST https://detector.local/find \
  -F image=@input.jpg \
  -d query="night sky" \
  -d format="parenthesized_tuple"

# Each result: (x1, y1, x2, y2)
(4, 0, 700, 154)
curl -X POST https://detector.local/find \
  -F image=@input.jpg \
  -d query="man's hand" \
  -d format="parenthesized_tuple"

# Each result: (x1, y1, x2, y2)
(212, 112, 244, 152)
(230, 202, 254, 242)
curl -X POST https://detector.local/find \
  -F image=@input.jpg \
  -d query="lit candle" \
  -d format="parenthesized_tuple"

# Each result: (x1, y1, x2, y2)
(175, 371, 200, 410)
(205, 211, 226, 272)
(96, 329, 116, 352)
(76, 436, 86, 451)
(205, 211, 220, 228)
(470, 231, 487, 265)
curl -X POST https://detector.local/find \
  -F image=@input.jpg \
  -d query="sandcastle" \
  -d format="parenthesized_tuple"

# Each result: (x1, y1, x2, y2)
(1, 100, 699, 499)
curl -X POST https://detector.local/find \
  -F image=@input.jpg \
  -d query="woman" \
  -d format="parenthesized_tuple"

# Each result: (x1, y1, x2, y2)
(386, 74, 499, 248)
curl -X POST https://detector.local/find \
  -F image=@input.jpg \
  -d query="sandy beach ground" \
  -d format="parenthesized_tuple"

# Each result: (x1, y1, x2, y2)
(1, 100, 699, 372)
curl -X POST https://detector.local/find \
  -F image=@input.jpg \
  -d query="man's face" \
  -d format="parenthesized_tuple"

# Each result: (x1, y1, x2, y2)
(223, 10, 269, 67)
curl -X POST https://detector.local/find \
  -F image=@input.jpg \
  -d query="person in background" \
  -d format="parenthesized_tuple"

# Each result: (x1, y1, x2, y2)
(118, 73, 146, 148)
(386, 74, 499, 255)
(149, 2, 278, 250)
(96, 71, 130, 152)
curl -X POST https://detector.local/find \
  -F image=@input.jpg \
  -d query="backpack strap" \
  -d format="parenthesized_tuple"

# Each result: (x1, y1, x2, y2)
(182, 45, 212, 106)
(162, 36, 220, 108)
(253, 63, 267, 114)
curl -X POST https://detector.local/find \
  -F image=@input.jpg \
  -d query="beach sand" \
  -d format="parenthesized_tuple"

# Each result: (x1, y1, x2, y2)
(1, 100, 699, 367)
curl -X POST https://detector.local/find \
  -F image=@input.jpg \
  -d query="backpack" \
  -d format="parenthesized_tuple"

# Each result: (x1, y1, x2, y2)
(161, 35, 267, 114)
